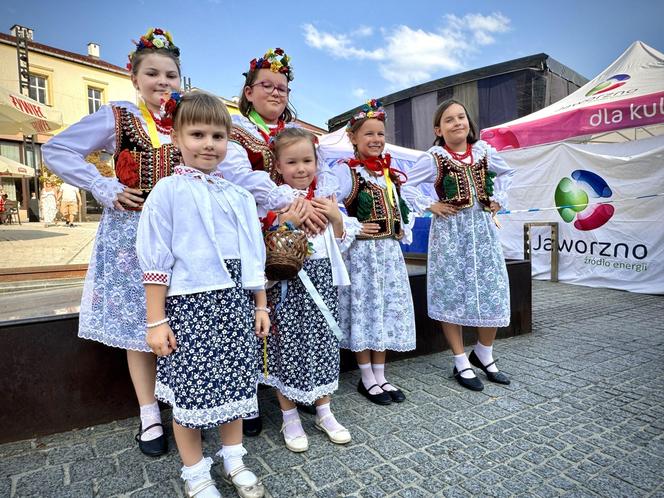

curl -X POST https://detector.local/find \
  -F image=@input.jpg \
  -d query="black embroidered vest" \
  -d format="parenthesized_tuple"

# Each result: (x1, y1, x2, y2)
(112, 106, 179, 210)
(344, 168, 406, 240)
(229, 125, 278, 181)
(432, 152, 495, 210)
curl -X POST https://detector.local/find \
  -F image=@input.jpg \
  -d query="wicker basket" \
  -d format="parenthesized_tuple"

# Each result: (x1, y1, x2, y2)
(264, 229, 309, 281)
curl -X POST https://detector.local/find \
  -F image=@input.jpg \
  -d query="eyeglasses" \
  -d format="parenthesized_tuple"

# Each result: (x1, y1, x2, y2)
(251, 81, 291, 96)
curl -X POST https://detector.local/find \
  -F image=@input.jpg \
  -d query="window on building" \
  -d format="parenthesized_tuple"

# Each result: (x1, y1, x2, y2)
(87, 87, 103, 114)
(28, 74, 48, 104)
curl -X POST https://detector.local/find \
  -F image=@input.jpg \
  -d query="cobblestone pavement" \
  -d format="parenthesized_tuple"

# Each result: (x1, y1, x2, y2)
(1, 281, 663, 497)
(0, 222, 98, 269)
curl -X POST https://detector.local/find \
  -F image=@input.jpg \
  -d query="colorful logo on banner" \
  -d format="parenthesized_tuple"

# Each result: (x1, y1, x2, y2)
(555, 170, 614, 231)
(585, 74, 630, 97)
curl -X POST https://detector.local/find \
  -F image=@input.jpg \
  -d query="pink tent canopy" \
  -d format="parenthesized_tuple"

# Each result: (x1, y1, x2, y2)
(481, 41, 664, 151)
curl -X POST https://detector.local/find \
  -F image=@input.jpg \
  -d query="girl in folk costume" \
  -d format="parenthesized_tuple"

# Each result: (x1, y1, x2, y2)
(402, 99, 515, 391)
(42, 28, 182, 456)
(137, 91, 268, 498)
(218, 48, 336, 435)
(262, 128, 358, 452)
(218, 48, 335, 232)
(333, 100, 416, 406)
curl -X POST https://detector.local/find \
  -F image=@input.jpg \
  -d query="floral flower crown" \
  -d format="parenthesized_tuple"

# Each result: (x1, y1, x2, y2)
(126, 28, 180, 71)
(244, 48, 294, 82)
(346, 99, 386, 130)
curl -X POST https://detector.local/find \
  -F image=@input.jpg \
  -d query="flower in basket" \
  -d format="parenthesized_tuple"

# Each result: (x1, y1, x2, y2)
(115, 149, 140, 188)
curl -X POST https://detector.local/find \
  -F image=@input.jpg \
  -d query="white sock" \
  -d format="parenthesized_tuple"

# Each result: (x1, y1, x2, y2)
(359, 362, 382, 395)
(315, 402, 344, 432)
(181, 457, 219, 498)
(372, 363, 396, 392)
(475, 342, 499, 373)
(217, 444, 255, 487)
(281, 407, 306, 440)
(139, 401, 163, 441)
(454, 353, 477, 379)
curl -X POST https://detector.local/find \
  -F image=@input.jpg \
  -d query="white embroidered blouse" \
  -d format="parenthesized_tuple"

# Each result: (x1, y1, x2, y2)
(136, 166, 266, 296)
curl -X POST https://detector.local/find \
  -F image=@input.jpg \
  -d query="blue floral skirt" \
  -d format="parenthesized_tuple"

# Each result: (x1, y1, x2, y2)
(78, 209, 150, 352)
(155, 260, 261, 429)
(427, 202, 510, 327)
(263, 258, 340, 404)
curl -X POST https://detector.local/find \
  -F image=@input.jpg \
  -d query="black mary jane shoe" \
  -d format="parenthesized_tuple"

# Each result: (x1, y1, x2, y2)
(452, 366, 484, 391)
(297, 403, 317, 416)
(380, 383, 406, 403)
(242, 416, 263, 437)
(469, 350, 511, 385)
(357, 380, 392, 405)
(135, 423, 168, 457)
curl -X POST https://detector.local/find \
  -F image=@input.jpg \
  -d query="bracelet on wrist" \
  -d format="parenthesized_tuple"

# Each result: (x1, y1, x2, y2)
(255, 306, 270, 314)
(146, 317, 169, 328)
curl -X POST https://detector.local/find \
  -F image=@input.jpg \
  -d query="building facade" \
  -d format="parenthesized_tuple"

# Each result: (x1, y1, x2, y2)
(0, 25, 136, 213)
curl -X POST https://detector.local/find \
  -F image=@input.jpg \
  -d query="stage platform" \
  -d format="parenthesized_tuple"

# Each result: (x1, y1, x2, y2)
(0, 259, 531, 443)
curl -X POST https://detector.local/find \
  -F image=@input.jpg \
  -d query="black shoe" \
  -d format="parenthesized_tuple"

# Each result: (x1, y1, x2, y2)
(357, 380, 392, 405)
(452, 367, 484, 391)
(242, 416, 263, 437)
(469, 350, 511, 385)
(297, 403, 317, 415)
(135, 423, 168, 457)
(380, 383, 406, 403)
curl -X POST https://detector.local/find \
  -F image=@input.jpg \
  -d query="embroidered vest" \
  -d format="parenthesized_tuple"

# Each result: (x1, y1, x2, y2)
(112, 106, 179, 210)
(344, 168, 406, 240)
(229, 125, 278, 181)
(432, 152, 495, 210)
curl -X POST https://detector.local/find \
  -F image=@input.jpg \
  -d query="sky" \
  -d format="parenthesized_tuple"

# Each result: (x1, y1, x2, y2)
(3, 0, 664, 129)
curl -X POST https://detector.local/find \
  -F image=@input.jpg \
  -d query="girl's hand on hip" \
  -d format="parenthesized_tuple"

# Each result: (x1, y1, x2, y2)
(360, 222, 381, 236)
(255, 310, 270, 338)
(429, 202, 459, 218)
(146, 323, 177, 356)
(113, 187, 144, 211)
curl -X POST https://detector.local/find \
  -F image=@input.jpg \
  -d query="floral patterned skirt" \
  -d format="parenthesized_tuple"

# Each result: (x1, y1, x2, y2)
(427, 202, 510, 327)
(78, 209, 151, 351)
(263, 258, 340, 404)
(155, 260, 261, 429)
(338, 238, 416, 352)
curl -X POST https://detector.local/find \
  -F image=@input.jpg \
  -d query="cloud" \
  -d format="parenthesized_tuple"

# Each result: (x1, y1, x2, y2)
(352, 88, 367, 98)
(303, 13, 510, 88)
(352, 25, 374, 37)
(303, 24, 383, 60)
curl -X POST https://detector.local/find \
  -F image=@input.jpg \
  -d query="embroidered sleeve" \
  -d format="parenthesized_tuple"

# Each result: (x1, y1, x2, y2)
(314, 148, 340, 198)
(136, 184, 174, 286)
(42, 105, 123, 209)
(217, 141, 295, 216)
(486, 144, 515, 209)
(336, 212, 363, 253)
(401, 152, 438, 214)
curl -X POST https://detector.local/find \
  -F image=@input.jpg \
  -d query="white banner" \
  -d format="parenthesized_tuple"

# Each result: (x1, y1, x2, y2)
(498, 136, 664, 294)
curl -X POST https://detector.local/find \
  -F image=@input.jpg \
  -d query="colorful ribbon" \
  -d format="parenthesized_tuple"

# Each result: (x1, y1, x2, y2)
(138, 100, 162, 148)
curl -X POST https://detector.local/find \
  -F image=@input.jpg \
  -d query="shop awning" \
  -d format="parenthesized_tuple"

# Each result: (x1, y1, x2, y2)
(0, 87, 63, 135)
(0, 154, 35, 178)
